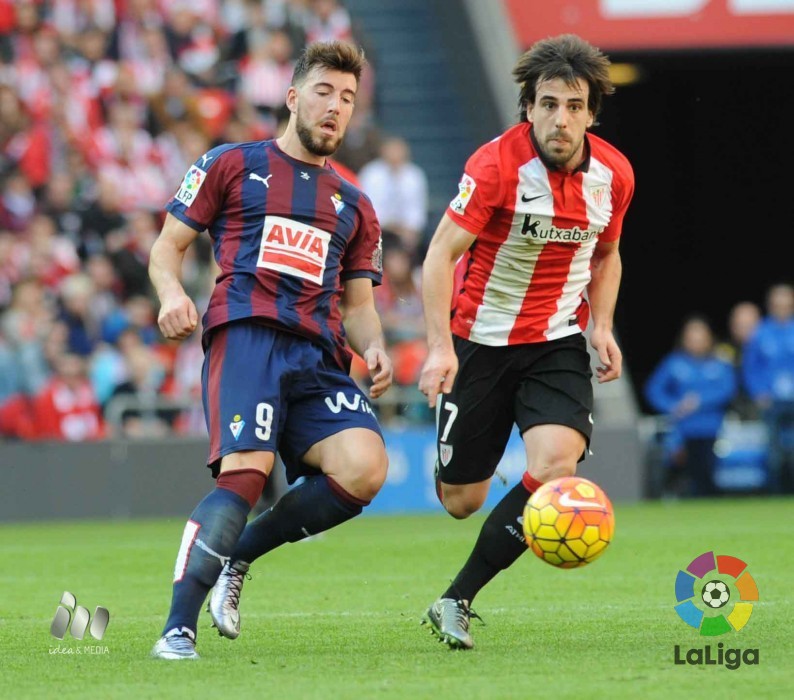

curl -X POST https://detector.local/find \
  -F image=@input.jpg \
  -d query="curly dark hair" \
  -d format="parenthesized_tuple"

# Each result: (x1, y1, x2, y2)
(513, 34, 613, 123)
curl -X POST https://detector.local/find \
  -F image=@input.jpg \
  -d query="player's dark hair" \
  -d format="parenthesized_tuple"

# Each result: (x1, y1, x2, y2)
(292, 41, 366, 86)
(513, 34, 614, 123)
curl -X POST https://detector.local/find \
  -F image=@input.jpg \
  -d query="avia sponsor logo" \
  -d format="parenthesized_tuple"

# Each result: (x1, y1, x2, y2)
(258, 215, 331, 285)
(324, 392, 373, 415)
(521, 215, 599, 243)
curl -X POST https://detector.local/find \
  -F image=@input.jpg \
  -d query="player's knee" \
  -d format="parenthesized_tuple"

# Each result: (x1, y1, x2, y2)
(530, 458, 577, 484)
(442, 489, 486, 519)
(334, 450, 388, 503)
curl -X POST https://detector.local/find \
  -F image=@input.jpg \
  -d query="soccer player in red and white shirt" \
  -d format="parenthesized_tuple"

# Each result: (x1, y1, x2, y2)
(419, 35, 635, 649)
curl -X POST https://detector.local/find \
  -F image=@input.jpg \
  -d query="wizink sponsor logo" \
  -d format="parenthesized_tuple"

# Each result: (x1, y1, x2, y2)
(49, 591, 110, 654)
(324, 392, 373, 415)
(673, 552, 759, 670)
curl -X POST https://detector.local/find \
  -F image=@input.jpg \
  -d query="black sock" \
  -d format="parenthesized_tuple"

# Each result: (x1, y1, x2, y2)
(443, 481, 532, 603)
(231, 475, 367, 564)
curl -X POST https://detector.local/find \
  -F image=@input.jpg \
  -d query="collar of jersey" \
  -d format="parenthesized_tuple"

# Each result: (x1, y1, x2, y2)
(271, 140, 330, 170)
(529, 125, 591, 174)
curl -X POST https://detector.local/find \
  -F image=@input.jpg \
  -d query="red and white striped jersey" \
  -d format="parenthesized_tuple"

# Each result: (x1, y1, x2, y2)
(447, 122, 634, 346)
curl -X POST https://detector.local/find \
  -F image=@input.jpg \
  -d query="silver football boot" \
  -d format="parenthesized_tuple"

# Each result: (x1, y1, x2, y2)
(209, 561, 250, 639)
(151, 627, 200, 660)
(422, 598, 482, 650)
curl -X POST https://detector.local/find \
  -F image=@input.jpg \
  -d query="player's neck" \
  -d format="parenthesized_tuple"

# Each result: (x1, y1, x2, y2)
(276, 134, 326, 167)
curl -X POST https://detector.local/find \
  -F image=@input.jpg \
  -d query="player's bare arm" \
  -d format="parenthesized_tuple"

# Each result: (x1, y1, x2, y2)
(149, 213, 200, 341)
(588, 239, 623, 383)
(418, 214, 476, 407)
(341, 277, 392, 399)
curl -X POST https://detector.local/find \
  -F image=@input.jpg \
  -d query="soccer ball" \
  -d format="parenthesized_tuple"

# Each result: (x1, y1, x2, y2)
(522, 476, 614, 569)
(702, 580, 730, 608)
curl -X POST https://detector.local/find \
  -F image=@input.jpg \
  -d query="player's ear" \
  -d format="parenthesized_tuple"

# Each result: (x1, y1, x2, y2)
(285, 86, 298, 114)
(526, 104, 534, 123)
(586, 111, 594, 128)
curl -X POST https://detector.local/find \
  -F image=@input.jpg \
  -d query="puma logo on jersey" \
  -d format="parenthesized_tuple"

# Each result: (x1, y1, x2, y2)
(249, 173, 273, 188)
(258, 215, 331, 284)
(200, 153, 214, 167)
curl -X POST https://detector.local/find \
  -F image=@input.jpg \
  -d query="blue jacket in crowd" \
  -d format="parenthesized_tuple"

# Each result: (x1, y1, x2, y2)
(742, 318, 794, 402)
(645, 351, 737, 439)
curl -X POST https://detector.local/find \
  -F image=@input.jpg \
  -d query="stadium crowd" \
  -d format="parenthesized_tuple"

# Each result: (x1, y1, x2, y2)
(0, 0, 430, 441)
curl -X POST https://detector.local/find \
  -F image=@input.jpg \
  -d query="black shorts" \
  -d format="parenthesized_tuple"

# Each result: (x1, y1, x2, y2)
(436, 333, 594, 485)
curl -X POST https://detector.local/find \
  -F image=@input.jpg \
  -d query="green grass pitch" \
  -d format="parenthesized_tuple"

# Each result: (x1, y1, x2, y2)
(1, 498, 791, 699)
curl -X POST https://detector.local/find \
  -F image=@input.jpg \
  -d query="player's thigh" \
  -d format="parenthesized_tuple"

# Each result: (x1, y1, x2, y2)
(436, 337, 517, 486)
(522, 424, 586, 482)
(202, 322, 293, 476)
(515, 334, 593, 481)
(280, 364, 384, 488)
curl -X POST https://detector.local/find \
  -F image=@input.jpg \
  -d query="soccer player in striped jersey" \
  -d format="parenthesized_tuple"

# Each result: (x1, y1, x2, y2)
(150, 41, 392, 660)
(419, 34, 635, 649)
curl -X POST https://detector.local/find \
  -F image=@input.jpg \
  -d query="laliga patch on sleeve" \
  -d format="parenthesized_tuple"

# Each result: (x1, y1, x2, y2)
(450, 173, 476, 214)
(174, 165, 208, 207)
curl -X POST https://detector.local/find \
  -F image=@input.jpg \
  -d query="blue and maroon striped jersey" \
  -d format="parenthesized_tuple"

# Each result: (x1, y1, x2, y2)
(165, 140, 383, 371)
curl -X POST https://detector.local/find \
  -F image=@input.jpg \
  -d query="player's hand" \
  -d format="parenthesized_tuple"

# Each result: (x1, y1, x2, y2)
(590, 328, 622, 383)
(419, 345, 458, 408)
(364, 347, 392, 399)
(157, 293, 198, 340)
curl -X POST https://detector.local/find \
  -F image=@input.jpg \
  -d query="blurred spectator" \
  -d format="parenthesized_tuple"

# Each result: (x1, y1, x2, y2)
(239, 30, 295, 122)
(374, 233, 426, 386)
(359, 136, 428, 255)
(304, 0, 353, 44)
(31, 351, 104, 440)
(77, 172, 126, 256)
(716, 300, 762, 421)
(743, 283, 794, 493)
(107, 210, 158, 298)
(0, 352, 104, 441)
(645, 315, 736, 498)
(0, 170, 37, 232)
(332, 106, 382, 173)
(105, 343, 174, 438)
(0, 330, 19, 401)
(226, 0, 276, 62)
(58, 271, 100, 356)
(149, 69, 207, 136)
(169, 318, 206, 436)
(0, 276, 56, 394)
(40, 171, 85, 248)
(25, 213, 80, 291)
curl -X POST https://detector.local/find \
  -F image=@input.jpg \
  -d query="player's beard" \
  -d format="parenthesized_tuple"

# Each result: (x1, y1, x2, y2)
(541, 132, 583, 168)
(296, 110, 342, 157)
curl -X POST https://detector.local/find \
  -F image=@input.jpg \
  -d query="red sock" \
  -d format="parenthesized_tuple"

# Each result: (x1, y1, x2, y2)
(522, 472, 543, 494)
(216, 469, 268, 508)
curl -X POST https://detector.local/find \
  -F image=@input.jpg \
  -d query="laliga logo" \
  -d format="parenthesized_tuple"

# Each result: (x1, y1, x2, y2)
(673, 552, 759, 670)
